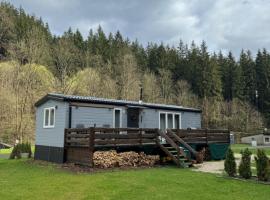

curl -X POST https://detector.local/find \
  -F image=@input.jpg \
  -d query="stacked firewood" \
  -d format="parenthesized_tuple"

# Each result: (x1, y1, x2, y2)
(93, 150, 159, 168)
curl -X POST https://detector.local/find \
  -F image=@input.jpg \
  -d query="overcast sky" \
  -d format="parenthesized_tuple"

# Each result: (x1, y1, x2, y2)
(6, 0, 270, 55)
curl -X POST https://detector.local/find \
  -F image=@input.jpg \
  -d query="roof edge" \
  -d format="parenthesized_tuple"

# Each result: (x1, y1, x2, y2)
(34, 94, 64, 107)
(35, 93, 202, 113)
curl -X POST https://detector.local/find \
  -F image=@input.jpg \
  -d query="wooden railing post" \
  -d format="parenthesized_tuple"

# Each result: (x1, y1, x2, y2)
(89, 127, 95, 167)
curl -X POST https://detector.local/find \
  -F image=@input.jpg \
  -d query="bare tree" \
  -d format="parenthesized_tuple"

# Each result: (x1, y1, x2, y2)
(158, 68, 174, 104)
(142, 71, 161, 103)
(114, 54, 141, 100)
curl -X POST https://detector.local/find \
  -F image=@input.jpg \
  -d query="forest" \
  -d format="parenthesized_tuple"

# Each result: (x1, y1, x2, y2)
(0, 2, 268, 143)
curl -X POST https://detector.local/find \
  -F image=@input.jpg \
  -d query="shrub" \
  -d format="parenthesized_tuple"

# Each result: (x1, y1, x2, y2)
(238, 148, 252, 179)
(224, 148, 236, 177)
(255, 149, 270, 181)
(9, 145, 21, 159)
(9, 142, 32, 159)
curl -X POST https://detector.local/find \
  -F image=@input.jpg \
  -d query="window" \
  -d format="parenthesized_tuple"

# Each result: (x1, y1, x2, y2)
(174, 114, 180, 129)
(160, 113, 166, 130)
(167, 114, 173, 129)
(159, 112, 181, 130)
(113, 108, 122, 128)
(43, 107, 55, 128)
(265, 137, 270, 143)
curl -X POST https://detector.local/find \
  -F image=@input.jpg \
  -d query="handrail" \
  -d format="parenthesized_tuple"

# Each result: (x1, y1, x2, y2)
(157, 130, 180, 151)
(66, 127, 158, 132)
(156, 130, 181, 166)
(167, 129, 197, 157)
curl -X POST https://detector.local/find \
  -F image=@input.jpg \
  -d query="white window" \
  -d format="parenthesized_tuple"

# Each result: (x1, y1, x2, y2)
(159, 112, 181, 130)
(43, 107, 55, 128)
(265, 137, 270, 143)
(113, 108, 122, 128)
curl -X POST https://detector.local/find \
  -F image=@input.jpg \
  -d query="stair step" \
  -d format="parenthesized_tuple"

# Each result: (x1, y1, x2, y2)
(179, 158, 187, 161)
(180, 161, 193, 168)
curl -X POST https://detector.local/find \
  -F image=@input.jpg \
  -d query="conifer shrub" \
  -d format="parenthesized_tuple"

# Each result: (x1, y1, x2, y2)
(9, 145, 21, 159)
(224, 148, 236, 177)
(238, 148, 252, 179)
(255, 149, 270, 181)
(9, 142, 32, 159)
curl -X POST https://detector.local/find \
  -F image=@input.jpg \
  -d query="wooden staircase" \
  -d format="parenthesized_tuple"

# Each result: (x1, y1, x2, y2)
(156, 129, 197, 168)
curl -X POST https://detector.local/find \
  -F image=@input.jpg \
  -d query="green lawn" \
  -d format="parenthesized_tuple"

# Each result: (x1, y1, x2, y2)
(0, 146, 35, 155)
(231, 144, 270, 155)
(0, 158, 270, 200)
(0, 148, 12, 154)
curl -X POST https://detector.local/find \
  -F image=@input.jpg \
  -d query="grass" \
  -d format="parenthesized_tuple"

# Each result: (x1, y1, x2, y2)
(0, 146, 35, 154)
(0, 148, 12, 154)
(231, 144, 270, 155)
(0, 158, 270, 200)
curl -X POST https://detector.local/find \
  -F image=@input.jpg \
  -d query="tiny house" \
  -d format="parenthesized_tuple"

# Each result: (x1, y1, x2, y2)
(34, 93, 202, 163)
(241, 133, 270, 146)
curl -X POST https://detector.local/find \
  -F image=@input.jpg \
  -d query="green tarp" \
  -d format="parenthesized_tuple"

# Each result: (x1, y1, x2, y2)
(180, 143, 229, 160)
(179, 144, 197, 159)
(208, 143, 230, 160)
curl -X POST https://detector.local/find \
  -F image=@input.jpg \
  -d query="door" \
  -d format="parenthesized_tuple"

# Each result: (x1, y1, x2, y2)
(127, 108, 140, 128)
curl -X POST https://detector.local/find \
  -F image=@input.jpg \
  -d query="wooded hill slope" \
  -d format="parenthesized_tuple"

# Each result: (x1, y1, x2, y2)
(0, 2, 267, 143)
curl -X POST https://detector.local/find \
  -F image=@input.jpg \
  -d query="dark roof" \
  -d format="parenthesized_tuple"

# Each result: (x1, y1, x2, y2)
(35, 93, 202, 113)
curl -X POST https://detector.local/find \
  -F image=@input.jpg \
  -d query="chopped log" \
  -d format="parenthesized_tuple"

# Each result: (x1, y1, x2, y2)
(93, 151, 159, 168)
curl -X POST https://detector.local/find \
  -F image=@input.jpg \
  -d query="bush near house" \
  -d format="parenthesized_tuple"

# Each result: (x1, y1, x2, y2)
(255, 149, 270, 182)
(9, 143, 32, 159)
(238, 148, 252, 179)
(224, 148, 236, 177)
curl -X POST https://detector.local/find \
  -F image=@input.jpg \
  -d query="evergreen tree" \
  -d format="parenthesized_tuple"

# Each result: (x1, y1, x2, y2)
(146, 43, 159, 73)
(238, 148, 252, 179)
(0, 2, 16, 59)
(131, 39, 147, 71)
(221, 52, 242, 100)
(224, 148, 237, 177)
(192, 41, 222, 98)
(240, 50, 257, 103)
(255, 149, 270, 181)
(255, 49, 270, 125)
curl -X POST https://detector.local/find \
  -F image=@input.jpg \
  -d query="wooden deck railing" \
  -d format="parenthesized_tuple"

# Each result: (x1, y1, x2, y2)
(171, 129, 230, 144)
(64, 128, 230, 166)
(65, 128, 158, 147)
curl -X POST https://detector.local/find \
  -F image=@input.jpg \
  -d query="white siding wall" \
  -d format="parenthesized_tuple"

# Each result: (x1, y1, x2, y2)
(71, 106, 127, 128)
(35, 100, 68, 147)
(139, 108, 201, 129)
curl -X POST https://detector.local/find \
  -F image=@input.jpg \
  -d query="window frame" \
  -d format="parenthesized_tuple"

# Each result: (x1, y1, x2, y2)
(265, 137, 270, 143)
(159, 111, 181, 130)
(113, 108, 122, 128)
(43, 107, 56, 128)
(174, 113, 181, 129)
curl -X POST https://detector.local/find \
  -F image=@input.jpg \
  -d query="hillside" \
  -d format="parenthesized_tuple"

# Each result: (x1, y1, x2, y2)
(0, 2, 268, 143)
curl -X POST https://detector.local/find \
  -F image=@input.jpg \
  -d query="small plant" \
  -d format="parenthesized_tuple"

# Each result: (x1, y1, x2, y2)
(9, 142, 32, 159)
(238, 148, 252, 179)
(255, 149, 270, 182)
(9, 145, 22, 159)
(224, 148, 236, 177)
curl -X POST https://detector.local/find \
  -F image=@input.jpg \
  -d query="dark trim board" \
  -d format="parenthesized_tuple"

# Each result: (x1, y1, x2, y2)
(34, 145, 64, 163)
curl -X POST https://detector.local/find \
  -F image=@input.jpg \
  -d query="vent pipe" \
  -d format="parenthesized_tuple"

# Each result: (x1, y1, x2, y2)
(139, 85, 143, 104)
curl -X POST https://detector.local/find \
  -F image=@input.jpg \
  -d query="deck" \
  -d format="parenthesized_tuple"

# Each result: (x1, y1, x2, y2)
(64, 128, 230, 167)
